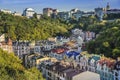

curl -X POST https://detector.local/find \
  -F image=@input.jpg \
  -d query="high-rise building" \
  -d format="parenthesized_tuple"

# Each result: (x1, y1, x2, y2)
(52, 9, 59, 18)
(23, 8, 35, 18)
(43, 8, 58, 17)
(43, 8, 53, 17)
(58, 11, 71, 20)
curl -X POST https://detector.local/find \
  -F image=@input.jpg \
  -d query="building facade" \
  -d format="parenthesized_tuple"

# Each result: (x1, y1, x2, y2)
(41, 60, 100, 80)
(0, 9, 12, 14)
(13, 12, 21, 16)
(23, 8, 35, 18)
(12, 41, 30, 59)
(0, 34, 13, 53)
(43, 8, 58, 17)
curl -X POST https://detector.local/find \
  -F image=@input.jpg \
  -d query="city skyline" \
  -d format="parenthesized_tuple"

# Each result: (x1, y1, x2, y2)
(0, 0, 120, 13)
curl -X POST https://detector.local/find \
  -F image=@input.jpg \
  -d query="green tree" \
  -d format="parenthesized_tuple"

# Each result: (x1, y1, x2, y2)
(112, 48, 120, 58)
(0, 49, 44, 80)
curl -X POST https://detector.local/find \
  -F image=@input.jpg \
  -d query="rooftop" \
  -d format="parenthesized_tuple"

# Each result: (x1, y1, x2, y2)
(98, 57, 116, 68)
(51, 46, 69, 54)
(64, 68, 84, 77)
(25, 8, 34, 11)
(44, 61, 85, 78)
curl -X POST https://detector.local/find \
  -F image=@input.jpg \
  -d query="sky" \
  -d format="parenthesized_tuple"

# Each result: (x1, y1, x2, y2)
(0, 0, 120, 14)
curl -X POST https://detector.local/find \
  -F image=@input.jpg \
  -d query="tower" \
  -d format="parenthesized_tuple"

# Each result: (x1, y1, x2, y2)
(106, 2, 110, 10)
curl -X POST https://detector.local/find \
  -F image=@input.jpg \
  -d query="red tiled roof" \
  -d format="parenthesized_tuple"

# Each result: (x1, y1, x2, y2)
(98, 58, 115, 68)
(52, 47, 69, 54)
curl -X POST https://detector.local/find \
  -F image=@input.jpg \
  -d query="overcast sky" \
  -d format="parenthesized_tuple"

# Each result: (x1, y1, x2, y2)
(0, 0, 120, 14)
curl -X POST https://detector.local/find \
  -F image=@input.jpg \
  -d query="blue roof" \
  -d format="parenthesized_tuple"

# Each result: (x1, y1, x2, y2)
(88, 55, 100, 62)
(65, 51, 80, 58)
(66, 51, 73, 58)
(91, 56, 100, 61)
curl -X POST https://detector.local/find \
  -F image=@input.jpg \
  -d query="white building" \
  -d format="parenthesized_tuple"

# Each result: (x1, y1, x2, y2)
(72, 29, 83, 35)
(34, 40, 56, 54)
(58, 11, 71, 20)
(0, 9, 12, 14)
(13, 12, 21, 16)
(36, 14, 42, 19)
(23, 8, 35, 18)
(12, 41, 30, 59)
(0, 34, 5, 42)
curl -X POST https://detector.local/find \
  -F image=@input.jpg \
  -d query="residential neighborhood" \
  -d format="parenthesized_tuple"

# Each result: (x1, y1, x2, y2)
(0, 28, 120, 80)
(0, 1, 120, 80)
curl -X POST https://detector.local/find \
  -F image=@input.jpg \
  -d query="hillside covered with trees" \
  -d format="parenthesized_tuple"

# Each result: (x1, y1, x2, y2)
(1, 11, 120, 59)
(0, 12, 71, 41)
(86, 19, 120, 59)
(0, 49, 44, 80)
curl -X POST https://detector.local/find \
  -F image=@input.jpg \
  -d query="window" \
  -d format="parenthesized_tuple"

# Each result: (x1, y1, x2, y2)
(48, 72, 51, 77)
